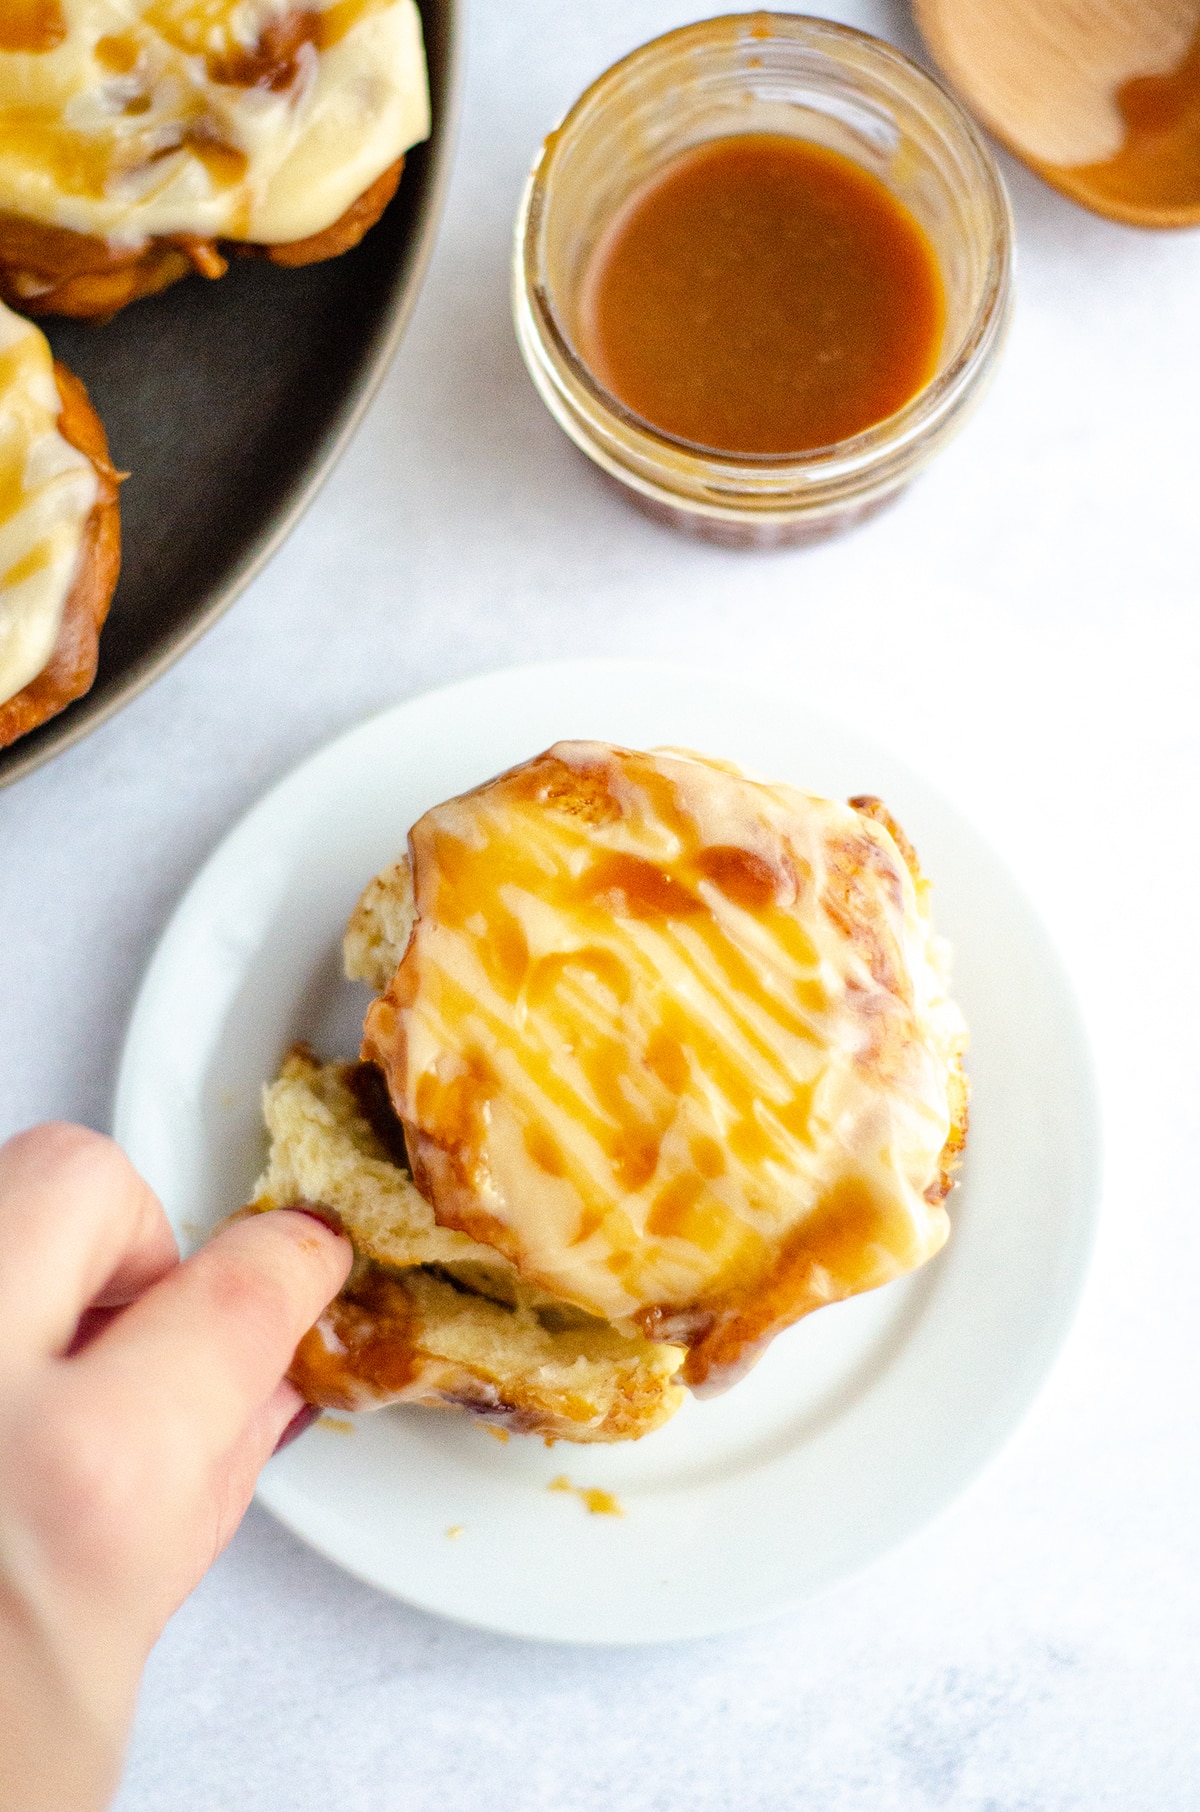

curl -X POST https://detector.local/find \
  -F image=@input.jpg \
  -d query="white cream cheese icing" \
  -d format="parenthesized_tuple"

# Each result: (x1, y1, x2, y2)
(362, 742, 968, 1385)
(0, 0, 430, 249)
(0, 300, 97, 706)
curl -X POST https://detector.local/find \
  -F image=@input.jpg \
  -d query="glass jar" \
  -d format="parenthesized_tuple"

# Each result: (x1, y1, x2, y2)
(513, 12, 1013, 549)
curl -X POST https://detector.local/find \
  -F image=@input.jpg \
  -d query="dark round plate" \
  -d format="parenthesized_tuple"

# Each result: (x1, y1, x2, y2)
(0, 0, 458, 791)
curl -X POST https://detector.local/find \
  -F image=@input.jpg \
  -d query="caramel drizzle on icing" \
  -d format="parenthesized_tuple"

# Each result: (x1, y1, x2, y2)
(143, 0, 393, 84)
(0, 0, 427, 248)
(640, 1172, 925, 1392)
(0, 1, 67, 55)
(363, 745, 965, 1386)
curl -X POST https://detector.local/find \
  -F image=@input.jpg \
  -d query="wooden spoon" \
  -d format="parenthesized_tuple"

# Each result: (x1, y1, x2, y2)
(913, 0, 1200, 227)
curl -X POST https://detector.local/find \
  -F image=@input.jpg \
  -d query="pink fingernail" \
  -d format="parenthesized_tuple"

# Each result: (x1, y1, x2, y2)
(273, 1403, 319, 1454)
(283, 1201, 346, 1237)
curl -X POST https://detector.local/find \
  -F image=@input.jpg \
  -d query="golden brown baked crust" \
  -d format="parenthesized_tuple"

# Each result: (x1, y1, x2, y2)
(0, 359, 122, 749)
(0, 216, 197, 322)
(0, 157, 405, 321)
(289, 1264, 687, 1441)
(246, 1046, 686, 1443)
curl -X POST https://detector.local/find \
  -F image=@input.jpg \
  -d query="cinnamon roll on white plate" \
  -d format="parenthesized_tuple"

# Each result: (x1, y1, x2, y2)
(245, 741, 969, 1444)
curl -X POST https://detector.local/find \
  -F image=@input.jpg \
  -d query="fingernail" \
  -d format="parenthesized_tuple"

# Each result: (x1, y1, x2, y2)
(283, 1201, 347, 1239)
(273, 1403, 320, 1454)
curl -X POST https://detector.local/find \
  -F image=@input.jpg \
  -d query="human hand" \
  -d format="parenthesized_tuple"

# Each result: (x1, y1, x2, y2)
(0, 1123, 351, 1812)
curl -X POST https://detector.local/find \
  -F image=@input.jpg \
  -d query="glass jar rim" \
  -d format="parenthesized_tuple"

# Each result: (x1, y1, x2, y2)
(520, 11, 1014, 482)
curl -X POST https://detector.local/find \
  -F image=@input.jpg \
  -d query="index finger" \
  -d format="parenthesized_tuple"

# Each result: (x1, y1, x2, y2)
(75, 1209, 352, 1463)
(0, 1124, 178, 1371)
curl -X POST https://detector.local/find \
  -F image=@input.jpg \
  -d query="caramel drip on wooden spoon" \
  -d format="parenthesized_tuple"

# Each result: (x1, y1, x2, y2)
(914, 0, 1200, 227)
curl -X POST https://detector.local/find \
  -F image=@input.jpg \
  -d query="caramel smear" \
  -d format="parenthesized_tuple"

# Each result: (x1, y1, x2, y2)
(1042, 15, 1200, 222)
(318, 1414, 356, 1435)
(548, 1475, 624, 1517)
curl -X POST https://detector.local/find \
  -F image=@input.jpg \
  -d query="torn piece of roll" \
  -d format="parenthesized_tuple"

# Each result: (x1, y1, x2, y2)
(0, 0, 431, 318)
(0, 299, 121, 748)
(248, 741, 968, 1444)
(248, 1046, 687, 1442)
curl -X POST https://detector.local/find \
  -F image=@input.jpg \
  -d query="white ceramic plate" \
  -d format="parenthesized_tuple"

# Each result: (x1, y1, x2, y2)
(114, 660, 1099, 1643)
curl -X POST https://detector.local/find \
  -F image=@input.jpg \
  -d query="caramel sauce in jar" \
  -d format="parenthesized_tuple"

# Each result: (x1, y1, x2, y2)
(514, 15, 1011, 547)
(577, 133, 945, 456)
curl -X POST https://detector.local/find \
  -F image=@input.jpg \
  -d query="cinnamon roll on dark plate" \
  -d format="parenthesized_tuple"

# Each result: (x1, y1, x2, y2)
(0, 300, 120, 746)
(0, 0, 430, 318)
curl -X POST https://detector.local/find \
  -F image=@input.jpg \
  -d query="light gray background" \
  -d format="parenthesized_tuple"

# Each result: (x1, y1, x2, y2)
(2, 1, 1197, 1806)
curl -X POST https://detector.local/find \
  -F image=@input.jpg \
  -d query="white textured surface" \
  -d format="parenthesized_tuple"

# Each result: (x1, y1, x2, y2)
(0, 0, 1197, 1804)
